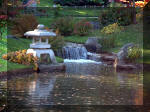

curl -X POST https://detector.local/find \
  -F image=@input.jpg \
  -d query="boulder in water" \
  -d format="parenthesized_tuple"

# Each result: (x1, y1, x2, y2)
(117, 43, 135, 62)
(87, 52, 101, 62)
(85, 37, 102, 53)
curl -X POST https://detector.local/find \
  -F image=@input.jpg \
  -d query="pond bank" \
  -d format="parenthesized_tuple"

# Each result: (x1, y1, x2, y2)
(0, 63, 66, 79)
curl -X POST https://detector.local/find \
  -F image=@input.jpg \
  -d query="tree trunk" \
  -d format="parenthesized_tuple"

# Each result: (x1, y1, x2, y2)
(129, 0, 137, 24)
(132, 0, 137, 24)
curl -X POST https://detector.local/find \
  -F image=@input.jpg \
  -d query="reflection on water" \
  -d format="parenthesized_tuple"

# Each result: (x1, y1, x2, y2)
(1, 62, 143, 111)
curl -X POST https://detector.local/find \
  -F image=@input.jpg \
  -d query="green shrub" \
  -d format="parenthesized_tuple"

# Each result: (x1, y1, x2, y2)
(73, 19, 93, 36)
(117, 8, 132, 26)
(52, 17, 75, 36)
(0, 14, 7, 39)
(99, 36, 116, 49)
(136, 11, 143, 22)
(49, 35, 65, 51)
(100, 23, 123, 35)
(99, 9, 116, 26)
(127, 46, 143, 62)
(99, 8, 132, 26)
(11, 14, 38, 38)
(56, 57, 64, 63)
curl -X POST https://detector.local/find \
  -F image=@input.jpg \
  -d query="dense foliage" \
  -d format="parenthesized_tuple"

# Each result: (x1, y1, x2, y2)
(73, 19, 93, 36)
(11, 14, 38, 38)
(99, 36, 116, 49)
(127, 46, 143, 62)
(49, 35, 65, 51)
(99, 8, 132, 26)
(0, 15, 7, 39)
(53, 0, 104, 6)
(52, 17, 75, 36)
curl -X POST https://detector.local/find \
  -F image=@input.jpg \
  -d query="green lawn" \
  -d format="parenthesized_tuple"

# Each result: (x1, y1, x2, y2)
(57, 8, 101, 17)
(37, 0, 54, 7)
(36, 7, 102, 17)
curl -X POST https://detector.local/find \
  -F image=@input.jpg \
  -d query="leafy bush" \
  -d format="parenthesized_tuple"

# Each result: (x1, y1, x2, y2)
(136, 11, 143, 22)
(52, 17, 75, 36)
(2, 50, 39, 70)
(100, 23, 123, 35)
(53, 0, 104, 6)
(11, 14, 38, 38)
(49, 35, 65, 51)
(99, 36, 116, 49)
(117, 8, 132, 26)
(99, 8, 132, 26)
(56, 57, 64, 63)
(99, 9, 117, 26)
(127, 46, 143, 62)
(73, 19, 93, 36)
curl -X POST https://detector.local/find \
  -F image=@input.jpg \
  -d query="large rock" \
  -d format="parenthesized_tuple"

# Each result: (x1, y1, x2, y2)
(117, 43, 135, 61)
(87, 52, 101, 61)
(84, 37, 102, 53)
(90, 21, 100, 29)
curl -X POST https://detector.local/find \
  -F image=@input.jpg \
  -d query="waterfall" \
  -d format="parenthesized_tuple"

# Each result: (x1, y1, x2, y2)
(57, 43, 88, 60)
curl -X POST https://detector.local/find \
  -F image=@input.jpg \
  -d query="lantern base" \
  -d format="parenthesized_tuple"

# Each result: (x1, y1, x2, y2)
(27, 49, 57, 64)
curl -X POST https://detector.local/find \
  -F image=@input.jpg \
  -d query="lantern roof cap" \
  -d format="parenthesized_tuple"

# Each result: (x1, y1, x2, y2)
(24, 24, 56, 37)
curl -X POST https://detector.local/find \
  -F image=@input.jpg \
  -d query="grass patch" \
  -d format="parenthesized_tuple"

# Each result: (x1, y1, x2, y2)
(37, 18, 54, 27)
(64, 35, 89, 44)
(7, 38, 31, 52)
(58, 8, 101, 17)
(37, 0, 54, 7)
(56, 57, 64, 63)
(143, 49, 150, 64)
(36, 7, 102, 17)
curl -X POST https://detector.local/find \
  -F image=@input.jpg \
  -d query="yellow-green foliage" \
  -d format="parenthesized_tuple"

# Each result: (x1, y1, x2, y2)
(2, 50, 39, 70)
(101, 23, 123, 35)
(127, 46, 143, 61)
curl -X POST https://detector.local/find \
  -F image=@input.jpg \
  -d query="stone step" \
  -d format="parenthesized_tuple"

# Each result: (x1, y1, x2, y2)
(117, 64, 137, 70)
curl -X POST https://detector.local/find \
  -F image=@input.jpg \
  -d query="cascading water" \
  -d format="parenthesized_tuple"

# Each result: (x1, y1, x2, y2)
(62, 46, 87, 59)
(57, 43, 88, 60)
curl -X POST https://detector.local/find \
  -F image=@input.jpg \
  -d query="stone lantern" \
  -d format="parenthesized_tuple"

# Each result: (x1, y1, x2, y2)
(24, 24, 57, 64)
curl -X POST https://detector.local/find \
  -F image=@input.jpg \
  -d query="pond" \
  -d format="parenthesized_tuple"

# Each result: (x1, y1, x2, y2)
(0, 61, 143, 111)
